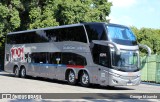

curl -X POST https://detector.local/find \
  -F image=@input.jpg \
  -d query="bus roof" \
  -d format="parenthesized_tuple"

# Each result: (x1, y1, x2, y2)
(8, 22, 129, 35)
(8, 23, 84, 35)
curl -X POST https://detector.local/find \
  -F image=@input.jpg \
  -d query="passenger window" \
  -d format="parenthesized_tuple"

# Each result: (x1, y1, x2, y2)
(31, 53, 47, 64)
(45, 26, 87, 43)
(85, 24, 107, 42)
(48, 52, 61, 64)
(62, 53, 87, 66)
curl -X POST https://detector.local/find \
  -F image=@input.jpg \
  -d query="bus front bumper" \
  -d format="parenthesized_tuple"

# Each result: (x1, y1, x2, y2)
(108, 73, 141, 86)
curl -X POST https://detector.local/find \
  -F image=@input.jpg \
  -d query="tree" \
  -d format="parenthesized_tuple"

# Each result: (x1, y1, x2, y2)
(0, 0, 112, 47)
(0, 0, 112, 69)
(23, 0, 112, 29)
(131, 26, 160, 55)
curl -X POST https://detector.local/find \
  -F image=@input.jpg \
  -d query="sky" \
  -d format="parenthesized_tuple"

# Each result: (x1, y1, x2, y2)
(108, 0, 160, 29)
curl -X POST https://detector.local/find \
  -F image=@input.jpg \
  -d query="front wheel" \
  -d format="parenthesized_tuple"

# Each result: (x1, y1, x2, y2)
(80, 71, 90, 87)
(20, 67, 26, 78)
(67, 70, 77, 85)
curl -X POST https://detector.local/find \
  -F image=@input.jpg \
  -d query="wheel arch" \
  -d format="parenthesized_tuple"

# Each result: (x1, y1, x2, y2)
(65, 68, 76, 80)
(77, 69, 90, 82)
(13, 65, 19, 73)
(20, 65, 25, 70)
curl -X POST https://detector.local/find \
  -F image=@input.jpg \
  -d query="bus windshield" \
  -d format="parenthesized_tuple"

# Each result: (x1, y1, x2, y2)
(111, 49, 139, 72)
(106, 25, 137, 45)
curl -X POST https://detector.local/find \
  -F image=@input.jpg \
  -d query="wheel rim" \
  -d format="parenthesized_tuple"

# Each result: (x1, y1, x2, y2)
(82, 73, 89, 85)
(21, 68, 25, 77)
(15, 68, 18, 76)
(69, 71, 75, 83)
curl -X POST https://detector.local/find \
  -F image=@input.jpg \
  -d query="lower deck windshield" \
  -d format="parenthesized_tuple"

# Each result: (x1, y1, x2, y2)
(91, 44, 139, 72)
(111, 49, 139, 72)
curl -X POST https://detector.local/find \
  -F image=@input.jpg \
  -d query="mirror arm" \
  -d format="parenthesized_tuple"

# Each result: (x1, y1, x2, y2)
(138, 44, 151, 56)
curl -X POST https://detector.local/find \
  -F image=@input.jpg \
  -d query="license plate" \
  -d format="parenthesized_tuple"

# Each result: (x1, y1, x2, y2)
(127, 82, 133, 85)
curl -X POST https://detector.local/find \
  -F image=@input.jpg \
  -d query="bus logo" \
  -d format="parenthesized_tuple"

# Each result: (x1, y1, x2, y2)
(10, 46, 24, 61)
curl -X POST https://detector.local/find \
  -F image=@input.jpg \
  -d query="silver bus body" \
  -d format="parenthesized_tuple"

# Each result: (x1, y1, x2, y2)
(4, 22, 150, 86)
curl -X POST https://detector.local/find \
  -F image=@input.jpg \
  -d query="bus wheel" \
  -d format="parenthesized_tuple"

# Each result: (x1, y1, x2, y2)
(80, 71, 90, 87)
(67, 70, 77, 85)
(14, 66, 20, 77)
(20, 67, 26, 78)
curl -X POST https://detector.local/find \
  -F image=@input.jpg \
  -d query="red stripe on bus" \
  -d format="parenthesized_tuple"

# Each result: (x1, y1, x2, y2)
(67, 65, 84, 68)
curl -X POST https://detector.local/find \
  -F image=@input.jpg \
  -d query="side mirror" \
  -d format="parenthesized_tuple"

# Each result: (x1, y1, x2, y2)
(138, 44, 151, 56)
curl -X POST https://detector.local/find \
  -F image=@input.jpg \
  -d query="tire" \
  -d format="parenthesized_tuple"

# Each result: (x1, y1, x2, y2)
(67, 70, 77, 85)
(80, 71, 90, 87)
(20, 67, 26, 78)
(14, 66, 20, 77)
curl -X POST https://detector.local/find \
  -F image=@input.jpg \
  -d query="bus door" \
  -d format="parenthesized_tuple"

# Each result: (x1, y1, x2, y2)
(29, 53, 48, 77)
(98, 53, 109, 86)
(92, 44, 110, 86)
(47, 52, 62, 79)
(4, 53, 12, 73)
(34, 62, 47, 77)
(55, 63, 66, 80)
(44, 63, 56, 79)
(24, 53, 32, 75)
(54, 56, 66, 80)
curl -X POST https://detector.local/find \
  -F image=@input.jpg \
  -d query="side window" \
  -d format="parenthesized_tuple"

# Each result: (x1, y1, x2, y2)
(62, 53, 87, 66)
(45, 29, 58, 42)
(31, 53, 47, 64)
(7, 31, 49, 44)
(48, 52, 61, 64)
(6, 54, 10, 61)
(91, 44, 110, 67)
(25, 53, 31, 63)
(45, 26, 87, 43)
(85, 24, 107, 42)
(7, 26, 87, 44)
(34, 30, 49, 43)
(61, 26, 87, 43)
(7, 34, 19, 44)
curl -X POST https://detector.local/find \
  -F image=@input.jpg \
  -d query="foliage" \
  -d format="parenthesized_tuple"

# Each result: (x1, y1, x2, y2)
(0, 0, 112, 44)
(131, 26, 160, 55)
(0, 0, 112, 68)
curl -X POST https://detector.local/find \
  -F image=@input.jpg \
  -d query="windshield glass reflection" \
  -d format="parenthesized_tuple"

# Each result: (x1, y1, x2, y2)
(111, 50, 139, 72)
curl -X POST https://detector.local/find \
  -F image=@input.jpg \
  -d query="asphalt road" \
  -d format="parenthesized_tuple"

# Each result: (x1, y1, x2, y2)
(0, 71, 160, 102)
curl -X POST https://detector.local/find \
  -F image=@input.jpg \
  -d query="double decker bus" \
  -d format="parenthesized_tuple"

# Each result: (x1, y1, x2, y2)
(4, 22, 151, 87)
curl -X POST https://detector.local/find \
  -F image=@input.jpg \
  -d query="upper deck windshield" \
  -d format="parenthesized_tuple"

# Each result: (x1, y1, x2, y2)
(106, 25, 137, 46)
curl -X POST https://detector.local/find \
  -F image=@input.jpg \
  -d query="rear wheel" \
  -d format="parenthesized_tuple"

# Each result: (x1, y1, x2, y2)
(67, 70, 77, 85)
(80, 71, 90, 87)
(14, 66, 20, 77)
(20, 67, 26, 78)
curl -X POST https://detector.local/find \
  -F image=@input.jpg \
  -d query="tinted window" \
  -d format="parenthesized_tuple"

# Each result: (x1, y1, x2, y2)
(62, 53, 87, 66)
(7, 31, 49, 44)
(30, 52, 87, 66)
(48, 52, 61, 64)
(31, 53, 47, 63)
(85, 24, 107, 42)
(45, 26, 87, 43)
(91, 44, 110, 67)
(7, 26, 87, 44)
